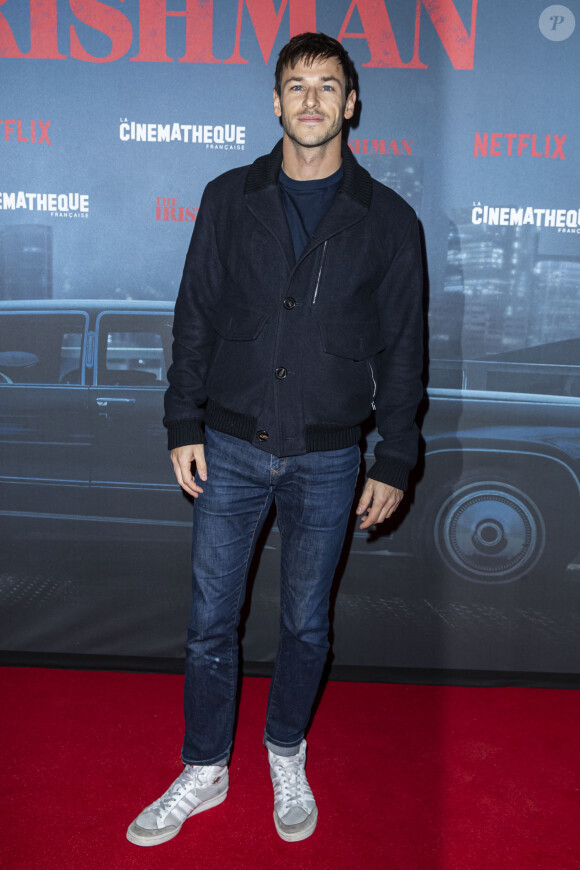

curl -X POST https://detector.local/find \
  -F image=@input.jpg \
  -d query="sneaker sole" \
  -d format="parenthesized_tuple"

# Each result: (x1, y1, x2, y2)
(273, 806, 318, 843)
(126, 789, 228, 847)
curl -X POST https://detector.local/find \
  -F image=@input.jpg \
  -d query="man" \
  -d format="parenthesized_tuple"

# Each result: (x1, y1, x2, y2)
(127, 32, 423, 847)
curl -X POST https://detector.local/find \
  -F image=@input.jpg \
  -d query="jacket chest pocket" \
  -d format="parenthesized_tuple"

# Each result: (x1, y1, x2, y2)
(318, 319, 385, 361)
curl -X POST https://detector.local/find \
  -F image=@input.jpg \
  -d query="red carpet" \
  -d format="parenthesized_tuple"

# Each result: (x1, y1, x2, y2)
(2, 669, 580, 869)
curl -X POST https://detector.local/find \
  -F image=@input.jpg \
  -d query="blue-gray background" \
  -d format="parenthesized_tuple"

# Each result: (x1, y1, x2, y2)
(1, 0, 580, 677)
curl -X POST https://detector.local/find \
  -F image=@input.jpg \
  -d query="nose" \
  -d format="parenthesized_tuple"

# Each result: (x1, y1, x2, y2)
(302, 86, 319, 109)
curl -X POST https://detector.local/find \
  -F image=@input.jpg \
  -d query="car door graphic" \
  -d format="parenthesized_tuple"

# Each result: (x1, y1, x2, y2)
(0, 308, 91, 531)
(89, 309, 190, 538)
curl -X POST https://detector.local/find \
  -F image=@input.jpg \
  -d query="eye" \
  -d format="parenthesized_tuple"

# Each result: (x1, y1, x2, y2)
(290, 85, 303, 91)
(322, 85, 334, 91)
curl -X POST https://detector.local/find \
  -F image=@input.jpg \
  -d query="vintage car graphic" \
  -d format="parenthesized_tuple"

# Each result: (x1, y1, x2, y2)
(1, 300, 579, 586)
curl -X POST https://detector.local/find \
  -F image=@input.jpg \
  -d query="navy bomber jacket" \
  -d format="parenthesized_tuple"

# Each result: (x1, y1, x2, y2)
(164, 139, 424, 490)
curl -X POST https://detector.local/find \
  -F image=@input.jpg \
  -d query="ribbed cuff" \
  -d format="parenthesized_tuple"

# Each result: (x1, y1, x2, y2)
(367, 457, 410, 491)
(166, 419, 205, 450)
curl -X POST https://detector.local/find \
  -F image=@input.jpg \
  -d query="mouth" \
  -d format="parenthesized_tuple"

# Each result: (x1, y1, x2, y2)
(298, 114, 325, 123)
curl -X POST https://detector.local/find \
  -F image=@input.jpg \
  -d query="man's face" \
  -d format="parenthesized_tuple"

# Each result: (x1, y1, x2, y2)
(273, 56, 356, 149)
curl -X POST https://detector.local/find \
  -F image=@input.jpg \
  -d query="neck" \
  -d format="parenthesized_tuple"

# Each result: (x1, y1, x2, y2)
(281, 134, 343, 181)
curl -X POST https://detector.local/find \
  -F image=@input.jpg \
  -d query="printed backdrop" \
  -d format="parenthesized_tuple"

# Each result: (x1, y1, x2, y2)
(1, 0, 579, 676)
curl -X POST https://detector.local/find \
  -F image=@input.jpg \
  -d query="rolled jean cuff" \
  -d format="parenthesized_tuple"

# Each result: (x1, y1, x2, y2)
(181, 750, 230, 767)
(264, 733, 303, 757)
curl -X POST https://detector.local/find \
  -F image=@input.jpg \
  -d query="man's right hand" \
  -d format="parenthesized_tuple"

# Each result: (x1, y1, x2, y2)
(170, 444, 207, 498)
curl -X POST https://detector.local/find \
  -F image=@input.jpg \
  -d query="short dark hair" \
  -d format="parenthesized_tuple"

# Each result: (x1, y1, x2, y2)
(275, 32, 356, 97)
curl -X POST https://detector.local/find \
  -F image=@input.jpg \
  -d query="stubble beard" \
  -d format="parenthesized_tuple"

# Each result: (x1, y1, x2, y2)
(280, 108, 344, 150)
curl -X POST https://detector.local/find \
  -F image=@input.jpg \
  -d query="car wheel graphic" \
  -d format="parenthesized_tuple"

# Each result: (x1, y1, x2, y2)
(421, 473, 548, 584)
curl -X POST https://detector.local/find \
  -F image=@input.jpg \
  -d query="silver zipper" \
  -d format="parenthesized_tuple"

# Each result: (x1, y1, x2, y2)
(312, 241, 328, 305)
(368, 360, 377, 410)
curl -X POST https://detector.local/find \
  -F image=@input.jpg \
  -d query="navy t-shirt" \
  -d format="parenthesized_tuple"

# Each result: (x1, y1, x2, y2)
(279, 164, 343, 261)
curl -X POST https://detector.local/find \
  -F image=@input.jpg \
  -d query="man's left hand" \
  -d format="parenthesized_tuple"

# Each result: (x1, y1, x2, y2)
(356, 478, 403, 529)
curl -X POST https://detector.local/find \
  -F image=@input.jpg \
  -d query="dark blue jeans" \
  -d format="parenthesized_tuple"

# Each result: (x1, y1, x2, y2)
(181, 427, 360, 765)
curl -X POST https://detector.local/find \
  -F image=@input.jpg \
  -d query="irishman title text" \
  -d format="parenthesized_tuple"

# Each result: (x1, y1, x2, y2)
(0, 0, 478, 68)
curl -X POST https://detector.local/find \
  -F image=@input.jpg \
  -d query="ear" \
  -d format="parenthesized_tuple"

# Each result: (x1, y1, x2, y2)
(273, 88, 282, 118)
(344, 89, 356, 121)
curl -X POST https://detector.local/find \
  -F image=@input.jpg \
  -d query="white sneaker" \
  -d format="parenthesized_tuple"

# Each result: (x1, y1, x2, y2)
(126, 763, 228, 847)
(268, 740, 318, 842)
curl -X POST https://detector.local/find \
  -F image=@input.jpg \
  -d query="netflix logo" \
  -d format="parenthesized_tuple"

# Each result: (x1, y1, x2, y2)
(347, 138, 412, 156)
(1, 119, 51, 145)
(474, 133, 567, 160)
(156, 198, 199, 223)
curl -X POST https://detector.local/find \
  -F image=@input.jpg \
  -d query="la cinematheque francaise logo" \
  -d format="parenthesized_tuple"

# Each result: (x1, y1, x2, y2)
(0, 191, 89, 218)
(120, 120, 245, 150)
(472, 204, 580, 233)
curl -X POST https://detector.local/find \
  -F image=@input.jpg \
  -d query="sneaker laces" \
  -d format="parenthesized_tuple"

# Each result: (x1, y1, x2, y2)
(148, 764, 226, 820)
(148, 767, 197, 818)
(271, 754, 313, 813)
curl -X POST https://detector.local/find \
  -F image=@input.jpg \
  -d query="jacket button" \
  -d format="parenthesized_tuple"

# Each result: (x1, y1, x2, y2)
(275, 367, 287, 379)
(283, 297, 296, 310)
(256, 430, 269, 442)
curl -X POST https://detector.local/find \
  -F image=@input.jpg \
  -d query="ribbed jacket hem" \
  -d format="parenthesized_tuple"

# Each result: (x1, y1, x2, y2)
(205, 400, 258, 441)
(206, 400, 362, 454)
(305, 424, 362, 452)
